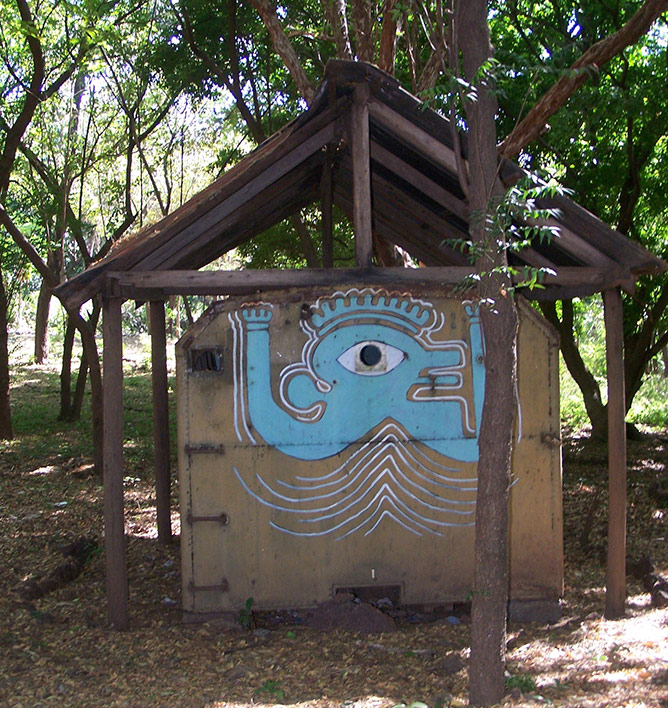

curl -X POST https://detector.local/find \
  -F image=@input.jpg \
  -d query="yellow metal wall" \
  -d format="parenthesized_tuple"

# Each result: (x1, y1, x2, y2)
(176, 287, 562, 615)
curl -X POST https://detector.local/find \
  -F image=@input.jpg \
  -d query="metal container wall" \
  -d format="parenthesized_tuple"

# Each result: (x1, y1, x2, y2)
(176, 286, 562, 616)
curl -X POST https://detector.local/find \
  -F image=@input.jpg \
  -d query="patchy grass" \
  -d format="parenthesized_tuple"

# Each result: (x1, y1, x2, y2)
(1, 346, 668, 707)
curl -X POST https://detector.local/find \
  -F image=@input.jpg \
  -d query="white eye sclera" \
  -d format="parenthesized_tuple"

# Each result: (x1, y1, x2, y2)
(336, 340, 406, 376)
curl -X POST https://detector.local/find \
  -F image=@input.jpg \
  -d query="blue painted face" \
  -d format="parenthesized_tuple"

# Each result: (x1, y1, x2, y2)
(239, 292, 485, 462)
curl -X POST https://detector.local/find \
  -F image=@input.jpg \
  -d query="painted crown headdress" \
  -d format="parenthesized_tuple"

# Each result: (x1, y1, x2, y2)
(307, 288, 436, 335)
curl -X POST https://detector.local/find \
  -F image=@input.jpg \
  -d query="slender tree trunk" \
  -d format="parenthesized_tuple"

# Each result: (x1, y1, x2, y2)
(457, 1, 517, 705)
(34, 249, 62, 364)
(70, 301, 100, 421)
(34, 275, 51, 364)
(0, 260, 13, 440)
(66, 306, 103, 474)
(71, 354, 90, 421)
(470, 298, 517, 706)
(182, 295, 194, 329)
(59, 316, 76, 420)
(540, 300, 607, 438)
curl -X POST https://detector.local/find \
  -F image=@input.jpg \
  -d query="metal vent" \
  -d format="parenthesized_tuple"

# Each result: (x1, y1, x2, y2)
(189, 348, 224, 373)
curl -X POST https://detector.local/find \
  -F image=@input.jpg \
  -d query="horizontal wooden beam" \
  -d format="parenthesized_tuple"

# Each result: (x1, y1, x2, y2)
(104, 265, 633, 301)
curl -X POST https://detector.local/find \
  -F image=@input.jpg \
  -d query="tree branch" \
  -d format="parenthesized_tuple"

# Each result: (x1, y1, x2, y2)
(0, 204, 57, 287)
(322, 0, 352, 59)
(249, 0, 315, 103)
(178, 0, 266, 141)
(0, 0, 45, 195)
(499, 0, 668, 158)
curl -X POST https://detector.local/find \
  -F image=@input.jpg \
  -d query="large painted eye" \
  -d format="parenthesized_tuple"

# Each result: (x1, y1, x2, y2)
(336, 340, 406, 376)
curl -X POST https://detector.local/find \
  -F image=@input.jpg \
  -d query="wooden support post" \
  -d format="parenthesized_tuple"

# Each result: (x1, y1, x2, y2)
(321, 149, 334, 268)
(102, 295, 128, 630)
(150, 300, 172, 544)
(351, 84, 373, 267)
(604, 287, 626, 619)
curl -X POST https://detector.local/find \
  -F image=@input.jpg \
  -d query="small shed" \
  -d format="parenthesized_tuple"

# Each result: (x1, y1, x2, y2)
(56, 60, 666, 629)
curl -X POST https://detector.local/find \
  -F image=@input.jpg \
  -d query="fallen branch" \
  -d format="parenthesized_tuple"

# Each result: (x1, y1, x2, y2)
(18, 536, 98, 601)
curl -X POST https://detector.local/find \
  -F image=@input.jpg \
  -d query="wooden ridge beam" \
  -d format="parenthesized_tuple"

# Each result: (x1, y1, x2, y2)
(351, 84, 373, 267)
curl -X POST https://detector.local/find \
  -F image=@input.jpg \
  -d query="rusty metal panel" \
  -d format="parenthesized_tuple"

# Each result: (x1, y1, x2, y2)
(510, 302, 563, 602)
(177, 286, 562, 615)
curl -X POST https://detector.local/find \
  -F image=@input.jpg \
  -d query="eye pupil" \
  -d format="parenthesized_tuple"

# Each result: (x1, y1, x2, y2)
(359, 344, 382, 366)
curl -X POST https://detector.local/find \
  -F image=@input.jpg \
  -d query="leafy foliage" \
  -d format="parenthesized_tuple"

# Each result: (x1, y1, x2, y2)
(489, 0, 668, 425)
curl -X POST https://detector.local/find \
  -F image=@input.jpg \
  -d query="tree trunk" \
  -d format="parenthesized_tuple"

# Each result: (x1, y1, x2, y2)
(34, 249, 62, 365)
(71, 301, 100, 422)
(540, 300, 608, 439)
(71, 354, 90, 422)
(59, 316, 76, 420)
(0, 260, 13, 440)
(457, 1, 517, 705)
(471, 295, 518, 706)
(66, 306, 103, 474)
(34, 275, 51, 364)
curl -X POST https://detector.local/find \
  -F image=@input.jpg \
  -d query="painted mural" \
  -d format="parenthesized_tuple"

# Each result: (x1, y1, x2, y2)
(228, 288, 485, 539)
(178, 286, 563, 614)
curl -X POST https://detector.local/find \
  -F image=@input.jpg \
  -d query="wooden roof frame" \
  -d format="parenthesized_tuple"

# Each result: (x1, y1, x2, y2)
(56, 60, 664, 309)
(56, 61, 666, 629)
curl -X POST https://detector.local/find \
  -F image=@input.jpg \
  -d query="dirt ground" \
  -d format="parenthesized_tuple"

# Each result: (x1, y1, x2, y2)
(1, 363, 668, 707)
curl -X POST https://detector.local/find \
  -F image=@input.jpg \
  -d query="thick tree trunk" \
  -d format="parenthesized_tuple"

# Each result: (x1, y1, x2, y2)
(0, 261, 13, 440)
(458, 1, 517, 704)
(349, 0, 376, 61)
(471, 294, 518, 705)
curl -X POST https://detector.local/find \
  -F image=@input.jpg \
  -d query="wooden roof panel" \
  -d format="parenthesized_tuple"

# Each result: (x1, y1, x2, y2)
(56, 60, 666, 310)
